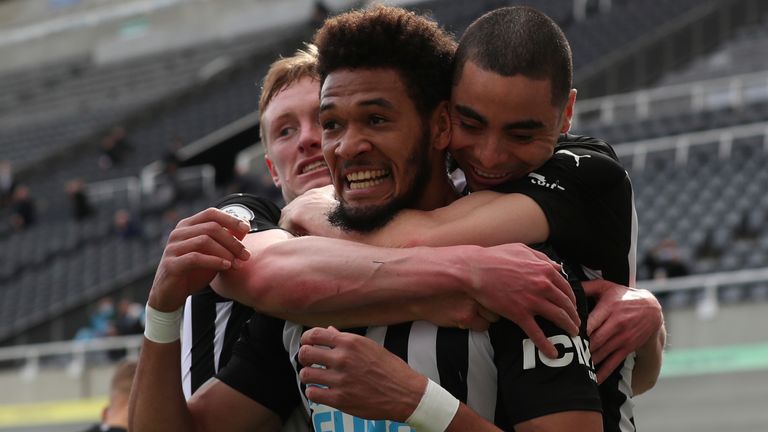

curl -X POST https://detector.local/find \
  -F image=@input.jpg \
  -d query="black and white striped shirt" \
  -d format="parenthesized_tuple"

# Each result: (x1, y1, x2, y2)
(180, 194, 282, 399)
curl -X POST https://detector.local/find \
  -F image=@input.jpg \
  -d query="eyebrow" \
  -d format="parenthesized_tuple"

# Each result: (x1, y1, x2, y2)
(320, 97, 395, 113)
(455, 104, 546, 130)
(454, 104, 487, 125)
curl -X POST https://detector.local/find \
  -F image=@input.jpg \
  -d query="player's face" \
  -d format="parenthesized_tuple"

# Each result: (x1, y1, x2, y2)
(449, 61, 576, 190)
(319, 68, 433, 232)
(263, 77, 331, 203)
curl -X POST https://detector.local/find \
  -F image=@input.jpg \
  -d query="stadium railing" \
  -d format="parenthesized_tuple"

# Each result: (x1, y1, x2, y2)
(612, 120, 768, 171)
(574, 69, 768, 126)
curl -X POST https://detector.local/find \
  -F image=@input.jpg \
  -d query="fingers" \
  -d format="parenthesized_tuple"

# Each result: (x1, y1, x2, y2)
(595, 350, 627, 385)
(550, 269, 577, 308)
(179, 208, 251, 238)
(300, 327, 341, 349)
(518, 317, 558, 359)
(590, 330, 625, 365)
(586, 301, 610, 336)
(168, 221, 251, 263)
(535, 300, 579, 337)
(171, 252, 233, 272)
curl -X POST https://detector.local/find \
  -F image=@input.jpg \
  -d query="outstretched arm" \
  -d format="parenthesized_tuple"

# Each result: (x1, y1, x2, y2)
(213, 235, 579, 359)
(281, 185, 548, 248)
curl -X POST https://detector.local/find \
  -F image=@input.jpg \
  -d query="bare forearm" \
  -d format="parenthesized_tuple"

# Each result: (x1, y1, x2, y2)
(129, 340, 194, 432)
(632, 322, 666, 395)
(215, 236, 475, 317)
(445, 404, 502, 431)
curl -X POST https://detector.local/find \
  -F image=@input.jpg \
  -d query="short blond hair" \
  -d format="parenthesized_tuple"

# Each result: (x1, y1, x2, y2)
(258, 44, 319, 145)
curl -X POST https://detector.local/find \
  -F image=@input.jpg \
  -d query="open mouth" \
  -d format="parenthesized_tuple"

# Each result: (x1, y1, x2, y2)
(345, 169, 390, 190)
(301, 160, 328, 174)
(472, 165, 511, 179)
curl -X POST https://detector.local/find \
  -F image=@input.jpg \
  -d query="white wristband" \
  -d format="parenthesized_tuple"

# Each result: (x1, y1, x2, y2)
(144, 304, 182, 343)
(406, 379, 460, 432)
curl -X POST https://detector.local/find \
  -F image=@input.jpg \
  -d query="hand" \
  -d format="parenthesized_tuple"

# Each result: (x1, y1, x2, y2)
(279, 185, 340, 237)
(583, 279, 663, 384)
(469, 244, 579, 359)
(148, 208, 252, 311)
(410, 294, 499, 331)
(298, 326, 426, 422)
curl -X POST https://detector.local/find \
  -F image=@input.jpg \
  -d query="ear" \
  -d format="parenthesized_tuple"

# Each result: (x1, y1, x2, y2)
(560, 88, 577, 133)
(264, 153, 281, 187)
(430, 101, 452, 151)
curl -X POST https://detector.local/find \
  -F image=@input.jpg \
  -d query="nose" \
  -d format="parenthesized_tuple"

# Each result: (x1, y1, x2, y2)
(474, 134, 508, 169)
(333, 125, 372, 160)
(297, 121, 322, 153)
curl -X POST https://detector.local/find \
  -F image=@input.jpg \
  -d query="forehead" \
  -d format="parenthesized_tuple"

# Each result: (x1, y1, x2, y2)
(320, 69, 411, 108)
(453, 61, 555, 113)
(262, 77, 320, 123)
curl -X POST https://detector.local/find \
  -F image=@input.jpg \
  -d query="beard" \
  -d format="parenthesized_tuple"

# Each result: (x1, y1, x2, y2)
(328, 129, 432, 233)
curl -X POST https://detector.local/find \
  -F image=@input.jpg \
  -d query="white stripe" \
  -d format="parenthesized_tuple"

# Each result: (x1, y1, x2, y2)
(366, 326, 387, 346)
(628, 174, 639, 287)
(466, 330, 496, 422)
(283, 322, 310, 415)
(407, 321, 440, 382)
(212, 301, 231, 371)
(180, 296, 193, 400)
(618, 352, 637, 432)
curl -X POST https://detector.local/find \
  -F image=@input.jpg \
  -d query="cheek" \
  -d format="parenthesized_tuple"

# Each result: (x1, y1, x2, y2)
(448, 130, 473, 150)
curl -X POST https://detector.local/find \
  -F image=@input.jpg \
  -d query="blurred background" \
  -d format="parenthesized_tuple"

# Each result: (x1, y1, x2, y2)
(0, 0, 766, 430)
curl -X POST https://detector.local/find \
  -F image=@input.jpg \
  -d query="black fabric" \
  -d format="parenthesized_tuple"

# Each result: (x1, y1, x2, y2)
(217, 314, 301, 422)
(494, 134, 636, 432)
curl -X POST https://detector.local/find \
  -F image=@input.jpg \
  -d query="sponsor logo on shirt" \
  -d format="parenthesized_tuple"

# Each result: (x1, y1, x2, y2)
(556, 149, 591, 167)
(311, 402, 414, 432)
(528, 173, 565, 191)
(220, 203, 255, 227)
(522, 335, 597, 382)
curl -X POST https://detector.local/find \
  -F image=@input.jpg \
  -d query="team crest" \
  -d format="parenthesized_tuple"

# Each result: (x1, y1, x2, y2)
(220, 204, 255, 227)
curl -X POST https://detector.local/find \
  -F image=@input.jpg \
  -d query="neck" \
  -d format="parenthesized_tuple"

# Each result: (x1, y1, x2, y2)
(416, 156, 461, 211)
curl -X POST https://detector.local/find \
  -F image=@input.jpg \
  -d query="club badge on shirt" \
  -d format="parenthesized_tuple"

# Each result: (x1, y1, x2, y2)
(220, 204, 256, 228)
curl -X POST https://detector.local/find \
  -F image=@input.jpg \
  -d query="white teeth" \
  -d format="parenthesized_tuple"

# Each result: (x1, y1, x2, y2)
(349, 178, 386, 189)
(345, 169, 388, 182)
(473, 166, 509, 179)
(302, 160, 327, 174)
(345, 169, 389, 189)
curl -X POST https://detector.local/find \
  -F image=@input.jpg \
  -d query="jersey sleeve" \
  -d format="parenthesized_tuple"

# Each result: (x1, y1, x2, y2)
(493, 141, 635, 285)
(216, 313, 301, 422)
(214, 193, 283, 233)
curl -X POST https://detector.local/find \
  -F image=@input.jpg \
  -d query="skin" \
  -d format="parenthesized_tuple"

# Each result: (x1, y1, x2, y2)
(262, 77, 331, 203)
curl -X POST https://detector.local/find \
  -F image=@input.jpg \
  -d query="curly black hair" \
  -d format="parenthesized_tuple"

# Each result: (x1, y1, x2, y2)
(313, 5, 456, 119)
